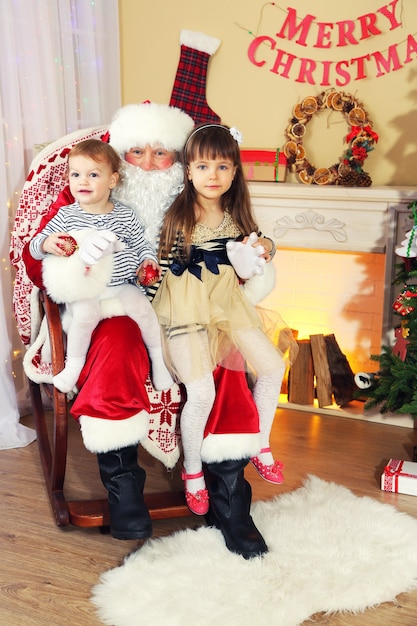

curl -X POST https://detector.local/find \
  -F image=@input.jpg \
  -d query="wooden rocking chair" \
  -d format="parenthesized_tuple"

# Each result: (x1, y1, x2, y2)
(11, 127, 189, 530)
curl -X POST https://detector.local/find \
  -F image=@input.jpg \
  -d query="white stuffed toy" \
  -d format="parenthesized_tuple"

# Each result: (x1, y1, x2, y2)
(226, 231, 266, 280)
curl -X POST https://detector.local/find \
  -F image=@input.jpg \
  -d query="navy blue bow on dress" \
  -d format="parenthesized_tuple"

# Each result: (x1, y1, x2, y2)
(170, 238, 232, 281)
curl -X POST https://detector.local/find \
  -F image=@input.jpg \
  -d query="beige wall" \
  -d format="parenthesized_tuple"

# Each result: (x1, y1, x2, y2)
(118, 0, 417, 186)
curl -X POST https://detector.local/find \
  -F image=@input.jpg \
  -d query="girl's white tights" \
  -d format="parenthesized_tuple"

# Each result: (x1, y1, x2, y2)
(53, 284, 173, 394)
(168, 325, 285, 491)
(180, 374, 215, 492)
(235, 327, 285, 466)
(168, 332, 215, 494)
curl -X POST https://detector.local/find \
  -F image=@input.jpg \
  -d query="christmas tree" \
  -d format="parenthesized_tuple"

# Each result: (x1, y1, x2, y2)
(358, 201, 417, 420)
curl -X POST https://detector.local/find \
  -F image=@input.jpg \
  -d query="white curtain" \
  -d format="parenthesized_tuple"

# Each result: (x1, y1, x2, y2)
(0, 0, 121, 449)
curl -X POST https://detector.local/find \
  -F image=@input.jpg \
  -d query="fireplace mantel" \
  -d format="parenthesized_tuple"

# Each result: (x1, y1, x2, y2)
(248, 182, 417, 346)
(249, 182, 417, 254)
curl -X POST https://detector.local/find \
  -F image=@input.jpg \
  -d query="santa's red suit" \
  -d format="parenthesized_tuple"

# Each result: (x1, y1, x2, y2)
(18, 98, 275, 559)
(21, 176, 262, 463)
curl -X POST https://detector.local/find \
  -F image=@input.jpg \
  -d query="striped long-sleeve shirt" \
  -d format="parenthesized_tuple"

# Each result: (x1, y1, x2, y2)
(30, 200, 158, 287)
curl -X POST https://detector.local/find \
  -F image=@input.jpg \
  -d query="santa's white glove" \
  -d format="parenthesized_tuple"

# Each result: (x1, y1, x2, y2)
(226, 232, 266, 279)
(78, 229, 126, 266)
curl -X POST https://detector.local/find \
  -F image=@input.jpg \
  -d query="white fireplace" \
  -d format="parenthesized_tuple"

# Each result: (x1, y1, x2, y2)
(249, 182, 417, 426)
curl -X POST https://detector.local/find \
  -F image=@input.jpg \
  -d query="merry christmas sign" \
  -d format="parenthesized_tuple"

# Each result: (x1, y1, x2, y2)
(245, 1, 416, 86)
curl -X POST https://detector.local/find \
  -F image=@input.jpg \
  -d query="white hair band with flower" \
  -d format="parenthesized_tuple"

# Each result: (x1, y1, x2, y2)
(184, 124, 244, 151)
(229, 127, 243, 144)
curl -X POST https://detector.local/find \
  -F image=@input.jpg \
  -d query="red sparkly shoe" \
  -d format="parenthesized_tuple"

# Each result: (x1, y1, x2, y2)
(250, 448, 284, 484)
(181, 469, 209, 515)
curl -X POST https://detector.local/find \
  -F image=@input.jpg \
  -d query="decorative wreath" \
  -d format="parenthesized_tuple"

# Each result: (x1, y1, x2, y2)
(283, 89, 378, 187)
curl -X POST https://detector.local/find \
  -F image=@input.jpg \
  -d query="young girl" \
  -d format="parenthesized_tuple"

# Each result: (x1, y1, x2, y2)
(152, 124, 287, 515)
(29, 139, 173, 394)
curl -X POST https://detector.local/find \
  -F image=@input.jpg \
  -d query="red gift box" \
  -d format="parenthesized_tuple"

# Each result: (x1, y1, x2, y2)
(241, 149, 287, 183)
(392, 288, 417, 316)
(381, 458, 417, 496)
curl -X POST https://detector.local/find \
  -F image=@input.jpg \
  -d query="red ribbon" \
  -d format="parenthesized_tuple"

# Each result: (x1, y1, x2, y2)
(384, 460, 417, 493)
(346, 125, 379, 144)
(363, 125, 379, 143)
(346, 126, 361, 143)
(241, 149, 281, 164)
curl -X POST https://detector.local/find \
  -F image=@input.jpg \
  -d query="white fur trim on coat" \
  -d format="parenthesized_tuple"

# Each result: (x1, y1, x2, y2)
(242, 261, 276, 305)
(29, 286, 42, 344)
(42, 230, 113, 304)
(79, 412, 150, 454)
(23, 316, 54, 384)
(201, 432, 261, 463)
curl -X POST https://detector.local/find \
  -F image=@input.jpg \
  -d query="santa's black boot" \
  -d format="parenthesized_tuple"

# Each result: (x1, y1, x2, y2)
(204, 458, 268, 559)
(97, 445, 152, 540)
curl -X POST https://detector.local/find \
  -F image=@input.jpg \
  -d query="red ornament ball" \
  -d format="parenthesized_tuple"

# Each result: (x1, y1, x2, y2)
(57, 235, 78, 256)
(138, 265, 160, 287)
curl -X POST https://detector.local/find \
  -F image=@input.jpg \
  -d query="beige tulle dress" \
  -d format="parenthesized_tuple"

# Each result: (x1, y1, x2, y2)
(152, 211, 292, 384)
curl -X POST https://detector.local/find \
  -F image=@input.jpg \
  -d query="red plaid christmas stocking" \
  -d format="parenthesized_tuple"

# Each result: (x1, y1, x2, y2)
(169, 30, 221, 125)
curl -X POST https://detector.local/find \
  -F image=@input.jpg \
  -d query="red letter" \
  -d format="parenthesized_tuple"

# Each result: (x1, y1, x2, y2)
(404, 34, 417, 64)
(270, 48, 297, 78)
(314, 22, 334, 49)
(276, 7, 316, 47)
(295, 57, 317, 84)
(378, 0, 402, 31)
(320, 60, 332, 86)
(357, 13, 382, 40)
(335, 60, 351, 86)
(371, 44, 402, 76)
(248, 36, 275, 68)
(350, 54, 371, 80)
(336, 20, 358, 46)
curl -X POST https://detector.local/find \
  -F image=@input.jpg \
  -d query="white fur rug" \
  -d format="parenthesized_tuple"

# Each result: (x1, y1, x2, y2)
(91, 475, 417, 626)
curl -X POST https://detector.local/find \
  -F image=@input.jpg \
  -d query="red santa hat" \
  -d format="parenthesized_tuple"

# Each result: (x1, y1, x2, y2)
(109, 102, 195, 154)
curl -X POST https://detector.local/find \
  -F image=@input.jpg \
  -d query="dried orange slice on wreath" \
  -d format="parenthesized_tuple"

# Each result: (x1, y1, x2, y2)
(284, 140, 298, 158)
(348, 107, 366, 126)
(301, 96, 318, 114)
(298, 169, 313, 184)
(330, 92, 343, 110)
(284, 141, 306, 161)
(325, 91, 338, 108)
(292, 103, 306, 120)
(294, 144, 306, 160)
(313, 167, 332, 185)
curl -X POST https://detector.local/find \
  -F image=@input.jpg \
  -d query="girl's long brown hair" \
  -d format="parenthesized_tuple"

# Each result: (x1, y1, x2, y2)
(158, 124, 259, 260)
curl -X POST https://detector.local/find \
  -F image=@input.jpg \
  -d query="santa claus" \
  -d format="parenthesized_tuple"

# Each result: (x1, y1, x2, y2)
(15, 31, 280, 559)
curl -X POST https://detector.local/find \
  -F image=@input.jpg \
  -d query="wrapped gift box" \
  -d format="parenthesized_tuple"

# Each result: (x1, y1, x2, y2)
(241, 149, 287, 182)
(381, 458, 417, 496)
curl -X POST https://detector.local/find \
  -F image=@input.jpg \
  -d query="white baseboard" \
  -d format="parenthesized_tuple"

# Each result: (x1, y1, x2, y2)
(277, 395, 415, 429)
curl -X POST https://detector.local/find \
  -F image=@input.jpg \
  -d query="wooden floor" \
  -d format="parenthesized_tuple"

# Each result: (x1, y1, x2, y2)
(1, 405, 417, 626)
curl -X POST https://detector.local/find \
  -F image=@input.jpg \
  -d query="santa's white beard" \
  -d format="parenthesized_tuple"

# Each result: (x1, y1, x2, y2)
(112, 161, 184, 250)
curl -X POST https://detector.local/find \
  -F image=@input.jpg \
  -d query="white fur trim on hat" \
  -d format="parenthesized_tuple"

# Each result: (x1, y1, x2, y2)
(109, 103, 195, 155)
